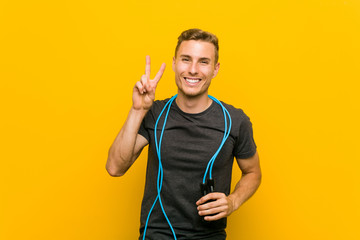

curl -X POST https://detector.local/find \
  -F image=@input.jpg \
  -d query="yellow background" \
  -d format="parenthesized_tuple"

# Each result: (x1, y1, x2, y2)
(1, 0, 359, 239)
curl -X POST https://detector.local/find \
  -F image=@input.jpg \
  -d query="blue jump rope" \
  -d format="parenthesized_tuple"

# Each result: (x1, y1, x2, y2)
(143, 94, 232, 240)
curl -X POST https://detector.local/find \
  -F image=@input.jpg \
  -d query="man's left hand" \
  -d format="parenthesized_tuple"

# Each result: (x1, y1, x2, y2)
(196, 193, 235, 221)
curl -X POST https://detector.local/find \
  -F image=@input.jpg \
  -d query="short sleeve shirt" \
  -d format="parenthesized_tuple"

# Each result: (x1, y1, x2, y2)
(138, 98, 257, 240)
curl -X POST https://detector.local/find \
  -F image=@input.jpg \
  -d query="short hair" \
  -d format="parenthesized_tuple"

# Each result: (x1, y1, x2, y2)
(175, 28, 219, 63)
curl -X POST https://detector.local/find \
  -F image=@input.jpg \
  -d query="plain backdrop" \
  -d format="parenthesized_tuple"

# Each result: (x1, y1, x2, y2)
(1, 0, 359, 239)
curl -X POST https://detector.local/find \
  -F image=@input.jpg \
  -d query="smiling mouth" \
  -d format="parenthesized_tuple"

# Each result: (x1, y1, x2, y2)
(184, 77, 201, 84)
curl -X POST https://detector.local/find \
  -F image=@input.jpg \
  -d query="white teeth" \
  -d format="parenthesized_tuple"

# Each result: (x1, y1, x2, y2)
(187, 79, 199, 83)
(185, 77, 200, 83)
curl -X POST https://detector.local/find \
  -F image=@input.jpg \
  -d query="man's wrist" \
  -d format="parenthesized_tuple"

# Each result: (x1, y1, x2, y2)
(126, 106, 149, 127)
(228, 193, 241, 211)
(130, 106, 149, 116)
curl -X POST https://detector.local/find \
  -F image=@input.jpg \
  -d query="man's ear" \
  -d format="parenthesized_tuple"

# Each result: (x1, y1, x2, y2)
(172, 56, 175, 71)
(213, 62, 220, 78)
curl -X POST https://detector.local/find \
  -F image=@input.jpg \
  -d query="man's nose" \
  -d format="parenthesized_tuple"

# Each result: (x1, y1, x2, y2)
(188, 62, 198, 75)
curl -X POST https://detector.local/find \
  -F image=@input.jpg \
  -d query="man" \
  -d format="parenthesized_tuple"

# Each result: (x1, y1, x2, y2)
(106, 29, 261, 240)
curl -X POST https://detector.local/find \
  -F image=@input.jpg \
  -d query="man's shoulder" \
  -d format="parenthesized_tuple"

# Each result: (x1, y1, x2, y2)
(153, 98, 171, 105)
(151, 97, 173, 112)
(218, 100, 249, 121)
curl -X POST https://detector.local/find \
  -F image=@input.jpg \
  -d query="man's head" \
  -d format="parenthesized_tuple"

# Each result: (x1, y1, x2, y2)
(175, 28, 219, 64)
(172, 29, 220, 100)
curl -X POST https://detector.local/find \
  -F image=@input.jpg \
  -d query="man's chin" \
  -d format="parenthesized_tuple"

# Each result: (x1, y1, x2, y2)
(178, 90, 208, 99)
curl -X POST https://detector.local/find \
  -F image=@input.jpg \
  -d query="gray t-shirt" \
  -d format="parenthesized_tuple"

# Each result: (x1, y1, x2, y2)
(138, 97, 257, 240)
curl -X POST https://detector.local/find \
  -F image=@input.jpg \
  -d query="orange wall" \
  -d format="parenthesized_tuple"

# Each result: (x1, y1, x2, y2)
(1, 0, 359, 239)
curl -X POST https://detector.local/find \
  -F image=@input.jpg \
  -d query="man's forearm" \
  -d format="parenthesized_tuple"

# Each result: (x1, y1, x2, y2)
(228, 171, 262, 211)
(106, 107, 147, 176)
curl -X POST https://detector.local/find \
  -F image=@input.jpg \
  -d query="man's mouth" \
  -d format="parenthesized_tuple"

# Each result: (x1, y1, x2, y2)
(184, 77, 201, 84)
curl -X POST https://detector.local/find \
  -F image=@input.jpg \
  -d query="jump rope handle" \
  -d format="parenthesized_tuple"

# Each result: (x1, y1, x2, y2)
(200, 179, 216, 220)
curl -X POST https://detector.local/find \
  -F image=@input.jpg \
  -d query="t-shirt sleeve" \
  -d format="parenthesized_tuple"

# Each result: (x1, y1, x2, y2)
(138, 116, 150, 142)
(137, 100, 163, 142)
(234, 115, 257, 159)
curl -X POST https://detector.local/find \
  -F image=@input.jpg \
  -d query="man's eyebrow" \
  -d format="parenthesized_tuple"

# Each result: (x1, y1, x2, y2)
(179, 54, 192, 58)
(199, 57, 211, 61)
(179, 55, 211, 61)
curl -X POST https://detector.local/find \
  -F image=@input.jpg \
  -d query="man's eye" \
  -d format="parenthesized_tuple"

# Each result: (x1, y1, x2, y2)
(201, 61, 209, 64)
(182, 58, 189, 62)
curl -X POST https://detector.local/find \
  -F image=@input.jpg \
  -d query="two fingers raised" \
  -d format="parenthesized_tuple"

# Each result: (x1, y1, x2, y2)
(138, 56, 166, 92)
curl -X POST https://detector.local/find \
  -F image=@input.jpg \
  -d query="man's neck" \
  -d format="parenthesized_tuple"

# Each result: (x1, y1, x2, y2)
(175, 92, 213, 114)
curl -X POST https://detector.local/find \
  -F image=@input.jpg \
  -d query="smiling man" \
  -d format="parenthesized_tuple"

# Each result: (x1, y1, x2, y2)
(106, 29, 261, 240)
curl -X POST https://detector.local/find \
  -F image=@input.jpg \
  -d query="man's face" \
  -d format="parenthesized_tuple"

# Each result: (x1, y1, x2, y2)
(172, 40, 220, 99)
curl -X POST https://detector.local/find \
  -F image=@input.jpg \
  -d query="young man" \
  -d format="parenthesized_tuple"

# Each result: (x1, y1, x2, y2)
(106, 29, 261, 240)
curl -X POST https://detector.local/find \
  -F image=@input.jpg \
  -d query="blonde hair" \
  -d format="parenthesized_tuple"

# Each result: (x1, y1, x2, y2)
(175, 28, 219, 63)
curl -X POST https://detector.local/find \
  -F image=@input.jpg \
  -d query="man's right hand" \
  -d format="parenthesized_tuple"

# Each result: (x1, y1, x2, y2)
(133, 56, 166, 111)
